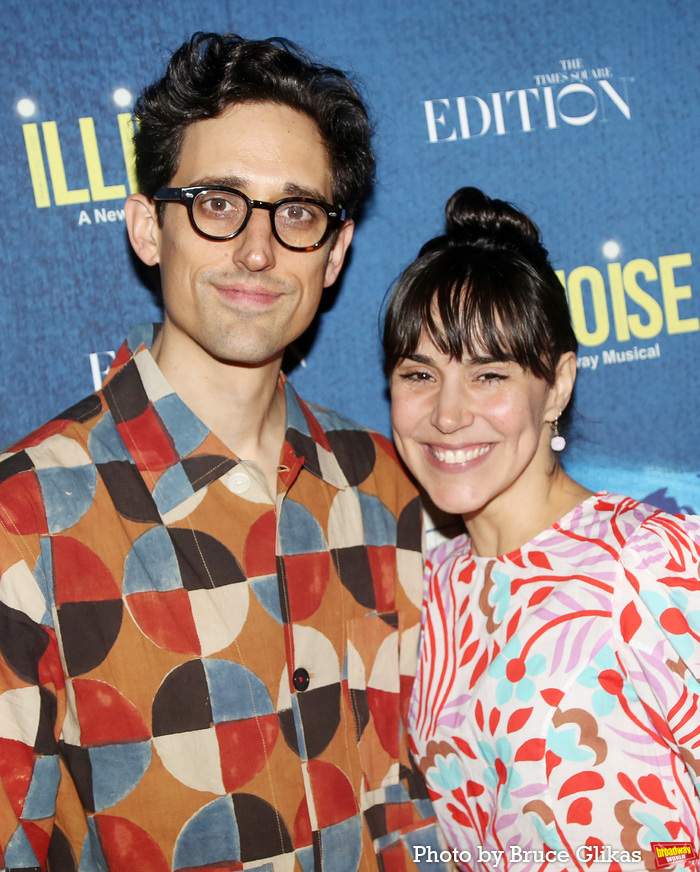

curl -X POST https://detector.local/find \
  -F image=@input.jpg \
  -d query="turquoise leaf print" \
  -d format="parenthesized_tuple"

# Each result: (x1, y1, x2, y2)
(635, 812, 672, 845)
(490, 569, 512, 624)
(531, 815, 565, 851)
(546, 723, 595, 762)
(667, 588, 700, 634)
(477, 738, 522, 810)
(489, 637, 547, 705)
(477, 740, 497, 766)
(577, 644, 638, 717)
(640, 588, 700, 660)
(427, 754, 464, 792)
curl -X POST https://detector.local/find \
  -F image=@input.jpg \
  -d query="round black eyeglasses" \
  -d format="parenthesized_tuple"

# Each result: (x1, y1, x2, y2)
(153, 186, 346, 252)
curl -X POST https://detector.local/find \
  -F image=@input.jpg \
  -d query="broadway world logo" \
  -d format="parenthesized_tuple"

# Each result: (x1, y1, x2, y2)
(650, 842, 698, 869)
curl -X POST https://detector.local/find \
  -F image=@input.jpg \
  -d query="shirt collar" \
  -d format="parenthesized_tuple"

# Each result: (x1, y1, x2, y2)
(101, 324, 349, 513)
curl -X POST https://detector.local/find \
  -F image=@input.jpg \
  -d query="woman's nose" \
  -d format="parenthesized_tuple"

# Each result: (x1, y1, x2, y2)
(430, 382, 474, 434)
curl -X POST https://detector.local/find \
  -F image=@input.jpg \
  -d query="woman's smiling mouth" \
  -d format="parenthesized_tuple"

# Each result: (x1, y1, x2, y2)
(429, 444, 493, 464)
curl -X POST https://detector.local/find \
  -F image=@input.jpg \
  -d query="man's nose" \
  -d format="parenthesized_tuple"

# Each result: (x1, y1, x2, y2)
(230, 206, 277, 271)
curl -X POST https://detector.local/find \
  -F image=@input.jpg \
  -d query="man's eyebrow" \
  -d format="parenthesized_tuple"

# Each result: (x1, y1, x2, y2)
(187, 175, 247, 190)
(283, 182, 331, 202)
(186, 177, 331, 203)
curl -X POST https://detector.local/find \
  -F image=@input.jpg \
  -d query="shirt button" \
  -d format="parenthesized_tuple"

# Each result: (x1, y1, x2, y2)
(292, 667, 310, 692)
(226, 471, 251, 494)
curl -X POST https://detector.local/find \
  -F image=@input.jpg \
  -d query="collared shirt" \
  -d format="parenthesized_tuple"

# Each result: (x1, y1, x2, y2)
(0, 325, 447, 872)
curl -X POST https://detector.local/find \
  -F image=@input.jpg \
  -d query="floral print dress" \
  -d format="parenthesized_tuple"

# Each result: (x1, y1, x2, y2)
(409, 493, 700, 871)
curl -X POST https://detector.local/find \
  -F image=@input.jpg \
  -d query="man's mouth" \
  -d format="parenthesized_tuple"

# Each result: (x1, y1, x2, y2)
(214, 284, 283, 306)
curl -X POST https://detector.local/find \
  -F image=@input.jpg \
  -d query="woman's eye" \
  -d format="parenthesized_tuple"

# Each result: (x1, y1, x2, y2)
(399, 371, 432, 382)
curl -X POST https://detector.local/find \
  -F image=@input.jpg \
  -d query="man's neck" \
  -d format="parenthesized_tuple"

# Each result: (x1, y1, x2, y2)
(151, 328, 287, 496)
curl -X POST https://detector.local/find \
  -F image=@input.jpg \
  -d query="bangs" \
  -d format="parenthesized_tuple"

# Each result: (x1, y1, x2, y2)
(384, 248, 556, 382)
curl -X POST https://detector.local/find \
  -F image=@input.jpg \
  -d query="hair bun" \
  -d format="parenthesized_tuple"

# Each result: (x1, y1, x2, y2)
(444, 186, 544, 260)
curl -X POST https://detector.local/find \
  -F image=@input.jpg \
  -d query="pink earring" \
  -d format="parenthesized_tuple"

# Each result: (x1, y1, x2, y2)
(550, 415, 566, 452)
(550, 415, 566, 451)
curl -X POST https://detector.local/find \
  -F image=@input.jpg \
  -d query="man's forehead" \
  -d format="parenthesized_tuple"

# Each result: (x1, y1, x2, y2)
(173, 101, 333, 197)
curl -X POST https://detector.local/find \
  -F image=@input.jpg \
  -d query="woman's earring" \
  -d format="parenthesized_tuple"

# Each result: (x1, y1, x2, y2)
(550, 415, 566, 452)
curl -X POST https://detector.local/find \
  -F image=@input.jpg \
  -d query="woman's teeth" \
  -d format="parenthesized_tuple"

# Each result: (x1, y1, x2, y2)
(431, 444, 492, 464)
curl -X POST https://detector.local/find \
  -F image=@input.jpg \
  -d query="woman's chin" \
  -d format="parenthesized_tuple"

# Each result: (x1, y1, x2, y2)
(421, 485, 478, 519)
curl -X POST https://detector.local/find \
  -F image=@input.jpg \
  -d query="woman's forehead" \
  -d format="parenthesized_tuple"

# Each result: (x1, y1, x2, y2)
(413, 329, 496, 363)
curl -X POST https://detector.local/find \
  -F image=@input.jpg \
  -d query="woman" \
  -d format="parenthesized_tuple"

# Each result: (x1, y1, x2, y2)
(384, 187, 700, 870)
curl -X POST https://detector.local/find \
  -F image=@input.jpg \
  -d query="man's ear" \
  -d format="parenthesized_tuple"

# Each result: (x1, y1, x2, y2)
(546, 351, 578, 420)
(125, 193, 161, 267)
(323, 219, 354, 288)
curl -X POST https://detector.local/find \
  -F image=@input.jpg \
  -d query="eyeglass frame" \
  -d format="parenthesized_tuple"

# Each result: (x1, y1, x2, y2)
(153, 186, 347, 252)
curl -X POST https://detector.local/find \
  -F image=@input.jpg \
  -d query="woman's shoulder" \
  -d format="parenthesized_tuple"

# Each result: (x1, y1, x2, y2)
(614, 494, 700, 575)
(584, 490, 700, 547)
(610, 496, 700, 682)
(563, 491, 699, 548)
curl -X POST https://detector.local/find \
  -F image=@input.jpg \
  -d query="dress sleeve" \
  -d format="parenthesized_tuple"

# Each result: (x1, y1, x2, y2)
(0, 497, 64, 871)
(614, 512, 700, 823)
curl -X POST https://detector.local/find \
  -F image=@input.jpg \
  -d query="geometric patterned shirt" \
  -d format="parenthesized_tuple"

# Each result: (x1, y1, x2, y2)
(0, 324, 447, 872)
(409, 492, 700, 871)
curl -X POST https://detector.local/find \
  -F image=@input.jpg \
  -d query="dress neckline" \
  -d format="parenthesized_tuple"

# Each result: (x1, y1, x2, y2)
(466, 490, 609, 564)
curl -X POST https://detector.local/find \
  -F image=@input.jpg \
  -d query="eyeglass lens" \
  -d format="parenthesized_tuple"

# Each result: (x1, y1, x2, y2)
(192, 190, 330, 248)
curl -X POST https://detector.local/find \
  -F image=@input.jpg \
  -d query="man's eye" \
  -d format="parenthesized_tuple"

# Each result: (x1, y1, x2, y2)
(204, 196, 233, 212)
(280, 203, 311, 221)
(198, 193, 244, 215)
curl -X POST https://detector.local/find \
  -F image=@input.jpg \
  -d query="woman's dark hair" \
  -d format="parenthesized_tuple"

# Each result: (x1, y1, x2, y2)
(133, 32, 375, 217)
(383, 187, 578, 385)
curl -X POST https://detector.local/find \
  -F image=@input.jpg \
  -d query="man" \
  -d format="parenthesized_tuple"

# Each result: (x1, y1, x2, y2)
(0, 33, 448, 871)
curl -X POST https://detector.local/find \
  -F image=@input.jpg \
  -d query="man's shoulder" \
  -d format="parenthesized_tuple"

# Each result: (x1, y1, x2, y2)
(303, 400, 399, 465)
(293, 396, 417, 504)
(0, 392, 114, 544)
(307, 401, 379, 436)
(0, 391, 108, 478)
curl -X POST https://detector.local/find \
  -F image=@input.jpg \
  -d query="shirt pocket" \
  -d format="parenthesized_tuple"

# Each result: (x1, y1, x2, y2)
(347, 612, 401, 792)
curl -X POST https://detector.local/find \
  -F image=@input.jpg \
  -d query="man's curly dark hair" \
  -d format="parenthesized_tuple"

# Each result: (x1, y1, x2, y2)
(133, 32, 375, 219)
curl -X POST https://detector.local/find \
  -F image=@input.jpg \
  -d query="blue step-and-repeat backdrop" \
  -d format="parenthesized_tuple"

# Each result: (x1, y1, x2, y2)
(3, 0, 699, 513)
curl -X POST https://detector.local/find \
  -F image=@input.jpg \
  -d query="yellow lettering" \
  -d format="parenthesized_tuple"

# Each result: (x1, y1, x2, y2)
(623, 259, 664, 338)
(564, 265, 610, 346)
(79, 117, 127, 201)
(118, 113, 139, 193)
(22, 124, 51, 208)
(607, 262, 630, 341)
(42, 121, 90, 205)
(660, 253, 698, 334)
